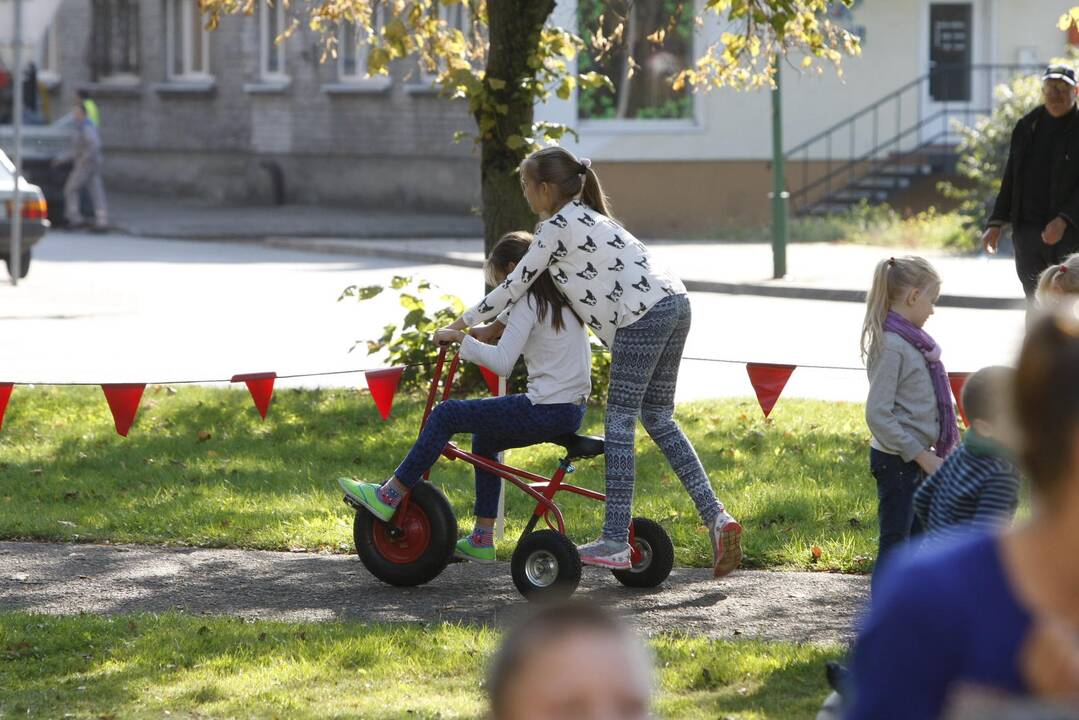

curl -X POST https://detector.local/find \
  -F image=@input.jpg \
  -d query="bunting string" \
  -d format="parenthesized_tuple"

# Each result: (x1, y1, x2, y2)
(0, 353, 974, 436)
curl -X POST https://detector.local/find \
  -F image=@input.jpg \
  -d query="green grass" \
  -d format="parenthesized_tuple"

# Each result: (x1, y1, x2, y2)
(0, 386, 877, 572)
(713, 203, 971, 251)
(0, 611, 842, 719)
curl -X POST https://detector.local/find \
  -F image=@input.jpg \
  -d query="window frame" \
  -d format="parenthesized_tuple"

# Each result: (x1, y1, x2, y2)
(335, 3, 392, 90)
(91, 0, 142, 84)
(165, 0, 212, 83)
(37, 22, 61, 88)
(575, 0, 702, 132)
(412, 1, 471, 89)
(258, 0, 288, 82)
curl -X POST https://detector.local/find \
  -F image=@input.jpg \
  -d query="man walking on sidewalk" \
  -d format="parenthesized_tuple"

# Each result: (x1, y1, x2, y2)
(54, 99, 107, 231)
(982, 65, 1079, 298)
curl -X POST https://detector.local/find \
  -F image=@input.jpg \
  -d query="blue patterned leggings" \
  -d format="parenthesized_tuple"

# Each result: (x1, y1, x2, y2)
(395, 395, 586, 518)
(603, 294, 723, 542)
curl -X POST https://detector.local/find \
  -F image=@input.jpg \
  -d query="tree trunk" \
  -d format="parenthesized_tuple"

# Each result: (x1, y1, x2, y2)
(479, 0, 556, 259)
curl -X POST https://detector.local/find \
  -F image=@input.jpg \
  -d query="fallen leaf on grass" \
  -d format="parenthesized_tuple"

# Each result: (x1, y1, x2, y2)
(30, 469, 43, 476)
(64, 491, 79, 500)
(57, 520, 76, 527)
(197, 431, 212, 442)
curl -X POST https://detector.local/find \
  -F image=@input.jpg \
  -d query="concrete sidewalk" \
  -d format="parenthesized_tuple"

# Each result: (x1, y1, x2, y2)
(107, 192, 1026, 309)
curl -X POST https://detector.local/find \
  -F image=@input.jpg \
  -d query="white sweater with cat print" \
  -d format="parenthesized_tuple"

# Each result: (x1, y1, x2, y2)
(462, 200, 686, 347)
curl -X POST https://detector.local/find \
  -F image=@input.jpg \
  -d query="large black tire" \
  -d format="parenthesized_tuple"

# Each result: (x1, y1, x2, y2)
(611, 517, 675, 588)
(352, 482, 456, 587)
(5, 251, 30, 279)
(511, 530, 581, 602)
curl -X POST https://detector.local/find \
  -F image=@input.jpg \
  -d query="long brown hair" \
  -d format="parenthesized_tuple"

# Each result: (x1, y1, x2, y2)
(485, 232, 581, 332)
(1016, 301, 1079, 495)
(522, 146, 615, 220)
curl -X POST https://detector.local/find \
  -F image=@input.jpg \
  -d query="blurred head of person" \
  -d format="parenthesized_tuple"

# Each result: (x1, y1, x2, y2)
(1015, 300, 1079, 507)
(487, 602, 653, 720)
(73, 100, 86, 123)
(962, 365, 1018, 451)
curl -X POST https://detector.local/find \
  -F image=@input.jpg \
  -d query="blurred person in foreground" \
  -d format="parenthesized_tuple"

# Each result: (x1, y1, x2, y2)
(846, 300, 1079, 719)
(487, 602, 653, 720)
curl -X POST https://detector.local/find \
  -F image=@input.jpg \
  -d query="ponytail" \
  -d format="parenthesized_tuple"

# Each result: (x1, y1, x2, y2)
(524, 146, 617, 222)
(580, 166, 614, 220)
(860, 256, 941, 362)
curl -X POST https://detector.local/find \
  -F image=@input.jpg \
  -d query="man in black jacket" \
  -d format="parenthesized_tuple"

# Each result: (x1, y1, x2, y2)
(983, 65, 1079, 298)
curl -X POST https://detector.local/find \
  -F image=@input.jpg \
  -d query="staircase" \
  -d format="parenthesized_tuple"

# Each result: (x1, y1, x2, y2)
(785, 64, 1039, 216)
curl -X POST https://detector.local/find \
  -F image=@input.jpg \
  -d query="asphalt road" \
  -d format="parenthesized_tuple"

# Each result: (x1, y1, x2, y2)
(0, 231, 1026, 403)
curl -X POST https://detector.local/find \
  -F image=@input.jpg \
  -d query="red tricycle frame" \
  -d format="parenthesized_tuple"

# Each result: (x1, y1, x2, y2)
(399, 346, 641, 562)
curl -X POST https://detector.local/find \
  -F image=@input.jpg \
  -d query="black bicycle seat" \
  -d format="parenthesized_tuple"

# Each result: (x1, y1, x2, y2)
(550, 433, 605, 459)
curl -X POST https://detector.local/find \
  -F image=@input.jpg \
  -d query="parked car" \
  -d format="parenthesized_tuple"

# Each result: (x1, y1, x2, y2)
(0, 112, 76, 225)
(0, 148, 49, 279)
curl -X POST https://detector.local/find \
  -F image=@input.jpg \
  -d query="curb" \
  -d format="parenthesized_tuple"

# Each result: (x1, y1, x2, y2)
(264, 237, 1028, 310)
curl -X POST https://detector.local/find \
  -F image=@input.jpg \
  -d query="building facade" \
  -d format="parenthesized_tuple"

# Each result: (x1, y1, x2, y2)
(28, 0, 1077, 235)
(38, 0, 478, 213)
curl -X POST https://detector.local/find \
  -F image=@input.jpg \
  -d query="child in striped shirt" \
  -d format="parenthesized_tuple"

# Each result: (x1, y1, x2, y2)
(913, 365, 1020, 546)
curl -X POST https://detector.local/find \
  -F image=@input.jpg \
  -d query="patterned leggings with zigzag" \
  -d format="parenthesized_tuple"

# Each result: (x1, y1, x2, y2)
(602, 294, 723, 543)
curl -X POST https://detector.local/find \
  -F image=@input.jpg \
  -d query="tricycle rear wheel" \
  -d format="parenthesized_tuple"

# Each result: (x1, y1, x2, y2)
(352, 482, 456, 587)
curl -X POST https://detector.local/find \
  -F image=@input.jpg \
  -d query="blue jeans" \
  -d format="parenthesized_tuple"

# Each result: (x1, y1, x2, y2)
(870, 448, 925, 588)
(395, 395, 586, 518)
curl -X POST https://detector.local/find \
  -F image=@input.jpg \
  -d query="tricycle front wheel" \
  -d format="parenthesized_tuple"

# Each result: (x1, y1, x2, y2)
(352, 482, 457, 587)
(611, 517, 674, 588)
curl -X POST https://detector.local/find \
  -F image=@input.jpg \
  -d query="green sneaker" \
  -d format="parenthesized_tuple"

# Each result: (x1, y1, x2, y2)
(337, 477, 396, 522)
(454, 536, 497, 564)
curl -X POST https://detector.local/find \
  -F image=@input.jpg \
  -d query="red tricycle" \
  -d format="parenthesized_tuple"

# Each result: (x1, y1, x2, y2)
(342, 347, 675, 602)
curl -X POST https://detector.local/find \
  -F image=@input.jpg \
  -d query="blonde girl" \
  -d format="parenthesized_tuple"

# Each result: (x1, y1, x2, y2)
(439, 146, 741, 578)
(862, 256, 958, 586)
(1035, 252, 1079, 304)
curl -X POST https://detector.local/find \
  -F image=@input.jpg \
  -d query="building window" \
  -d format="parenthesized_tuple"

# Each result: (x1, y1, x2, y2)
(90, 0, 141, 82)
(339, 4, 387, 84)
(37, 22, 60, 86)
(166, 0, 211, 81)
(259, 1, 287, 80)
(577, 0, 694, 121)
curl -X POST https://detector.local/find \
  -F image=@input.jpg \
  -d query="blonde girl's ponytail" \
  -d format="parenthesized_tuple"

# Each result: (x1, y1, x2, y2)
(580, 164, 615, 220)
(1036, 253, 1079, 304)
(860, 256, 942, 362)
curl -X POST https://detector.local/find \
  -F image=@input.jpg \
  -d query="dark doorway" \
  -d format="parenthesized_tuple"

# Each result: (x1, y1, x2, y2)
(930, 3, 972, 102)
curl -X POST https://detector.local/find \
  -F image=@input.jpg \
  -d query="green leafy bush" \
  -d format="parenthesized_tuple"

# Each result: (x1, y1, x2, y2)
(939, 72, 1043, 233)
(340, 275, 612, 400)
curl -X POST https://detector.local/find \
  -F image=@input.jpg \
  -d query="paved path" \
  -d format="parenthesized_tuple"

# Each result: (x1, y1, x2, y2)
(0, 541, 868, 645)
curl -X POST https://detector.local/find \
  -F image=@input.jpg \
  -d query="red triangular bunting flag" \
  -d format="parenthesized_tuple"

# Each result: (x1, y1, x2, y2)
(478, 366, 500, 397)
(101, 384, 146, 437)
(949, 372, 971, 428)
(0, 383, 12, 432)
(366, 367, 405, 420)
(746, 363, 796, 419)
(231, 372, 277, 419)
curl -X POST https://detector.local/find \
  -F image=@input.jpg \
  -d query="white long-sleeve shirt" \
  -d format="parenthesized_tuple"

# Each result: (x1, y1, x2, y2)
(461, 200, 686, 347)
(459, 294, 591, 405)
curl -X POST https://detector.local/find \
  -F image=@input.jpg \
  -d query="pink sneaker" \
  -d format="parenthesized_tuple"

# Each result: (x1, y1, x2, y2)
(577, 538, 632, 570)
(711, 514, 743, 578)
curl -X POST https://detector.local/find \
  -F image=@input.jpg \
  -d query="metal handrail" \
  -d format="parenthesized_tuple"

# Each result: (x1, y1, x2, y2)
(785, 63, 1038, 157)
(785, 63, 1042, 214)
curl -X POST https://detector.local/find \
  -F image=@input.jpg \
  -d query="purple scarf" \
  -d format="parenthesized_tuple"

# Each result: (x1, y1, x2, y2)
(883, 311, 959, 458)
